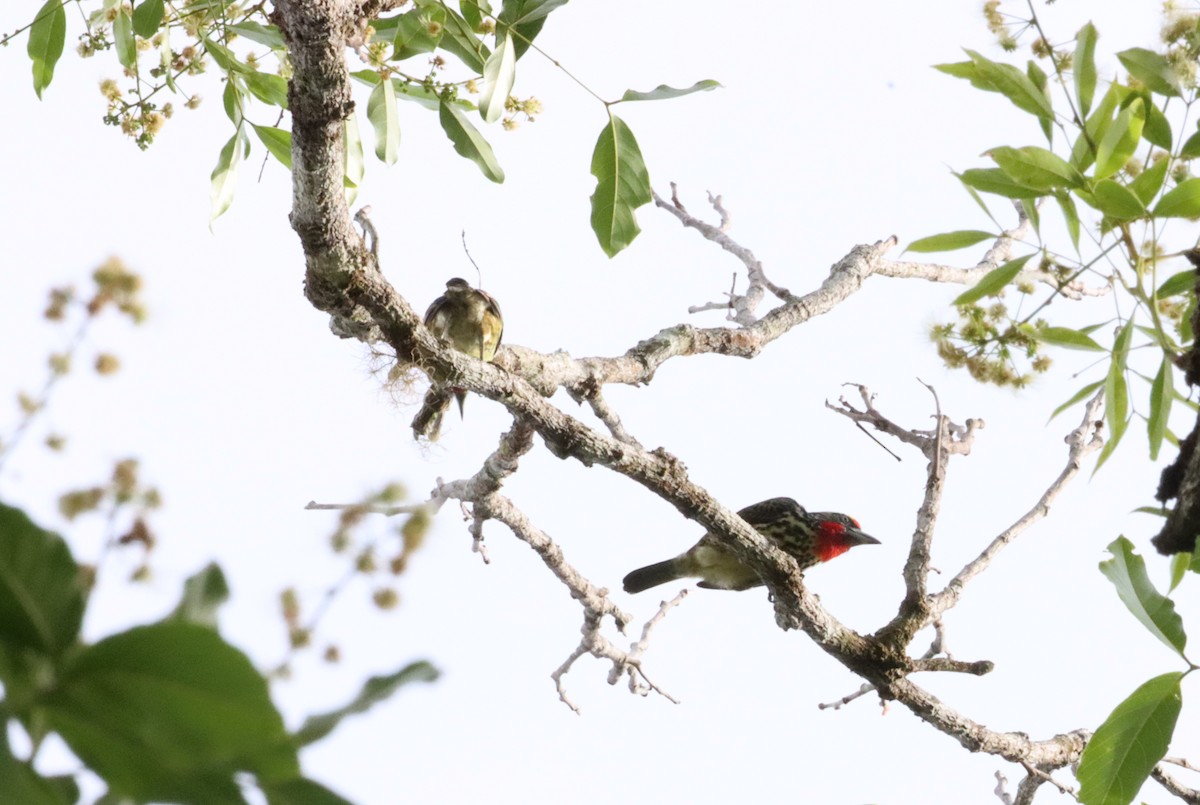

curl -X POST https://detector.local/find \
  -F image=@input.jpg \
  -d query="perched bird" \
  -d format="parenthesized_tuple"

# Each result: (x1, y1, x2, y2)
(413, 278, 504, 439)
(622, 497, 879, 593)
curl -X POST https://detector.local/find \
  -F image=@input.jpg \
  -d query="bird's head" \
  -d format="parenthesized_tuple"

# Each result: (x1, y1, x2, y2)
(444, 277, 473, 295)
(810, 513, 880, 562)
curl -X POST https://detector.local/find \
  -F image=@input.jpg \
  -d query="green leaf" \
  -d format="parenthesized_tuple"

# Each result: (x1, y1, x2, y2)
(0, 503, 85, 657)
(496, 0, 568, 59)
(344, 114, 364, 202)
(1056, 191, 1082, 252)
(988, 146, 1084, 191)
(1117, 48, 1180, 97)
(1049, 379, 1104, 421)
(261, 777, 355, 805)
(589, 113, 652, 258)
(42, 622, 299, 802)
(204, 37, 247, 74)
(1071, 84, 1120, 172)
(223, 79, 243, 126)
(479, 30, 516, 124)
(393, 5, 446, 61)
(1027, 60, 1053, 144)
(228, 21, 285, 49)
(251, 124, 292, 169)
(244, 71, 289, 109)
(964, 49, 1054, 120)
(210, 132, 245, 223)
(28, 0, 66, 99)
(1096, 319, 1134, 471)
(113, 7, 136, 70)
(1077, 672, 1183, 805)
(367, 78, 401, 164)
(1090, 179, 1146, 220)
(132, 0, 163, 39)
(1143, 98, 1173, 151)
(438, 8, 488, 73)
(438, 100, 504, 183)
(1180, 130, 1200, 160)
(617, 80, 723, 103)
(1148, 355, 1175, 461)
(1095, 98, 1145, 180)
(1075, 22, 1098, 117)
(293, 661, 439, 747)
(1156, 270, 1194, 299)
(169, 563, 230, 628)
(1153, 178, 1200, 218)
(1034, 326, 1105, 352)
(1169, 552, 1190, 592)
(934, 61, 992, 91)
(460, 0, 492, 31)
(0, 716, 79, 805)
(1099, 536, 1187, 655)
(958, 167, 1043, 199)
(905, 230, 995, 253)
(952, 253, 1035, 305)
(1129, 158, 1169, 207)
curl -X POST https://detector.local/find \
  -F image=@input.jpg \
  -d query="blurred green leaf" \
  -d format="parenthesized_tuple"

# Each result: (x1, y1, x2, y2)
(953, 254, 1035, 305)
(460, 0, 492, 30)
(229, 21, 285, 49)
(1180, 130, 1200, 160)
(209, 132, 246, 223)
(1077, 672, 1183, 805)
(262, 777, 354, 805)
(252, 124, 292, 168)
(497, 0, 568, 59)
(42, 622, 299, 802)
(1099, 536, 1187, 655)
(1117, 48, 1180, 97)
(1095, 98, 1144, 180)
(1156, 270, 1194, 299)
(367, 78, 401, 164)
(589, 113, 652, 257)
(1169, 552, 1190, 591)
(617, 80, 723, 103)
(906, 230, 995, 253)
(0, 503, 85, 658)
(1153, 178, 1200, 218)
(964, 49, 1054, 119)
(439, 100, 504, 182)
(439, 7, 488, 72)
(28, 0, 66, 99)
(132, 0, 163, 39)
(1055, 191, 1082, 252)
(1142, 97, 1172, 150)
(113, 7, 136, 70)
(1034, 326, 1104, 352)
(479, 30, 516, 124)
(169, 563, 230, 628)
(244, 72, 289, 109)
(1096, 319, 1134, 471)
(0, 722, 78, 804)
(1148, 355, 1175, 461)
(987, 146, 1084, 191)
(393, 5, 446, 61)
(1129, 158, 1168, 207)
(293, 661, 439, 747)
(1075, 22, 1097, 117)
(1049, 380, 1104, 421)
(934, 61, 991, 91)
(958, 168, 1043, 199)
(1091, 179, 1146, 220)
(1071, 84, 1120, 172)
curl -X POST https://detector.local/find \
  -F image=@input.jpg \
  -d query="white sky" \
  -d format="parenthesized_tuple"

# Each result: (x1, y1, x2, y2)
(3, 1, 1199, 803)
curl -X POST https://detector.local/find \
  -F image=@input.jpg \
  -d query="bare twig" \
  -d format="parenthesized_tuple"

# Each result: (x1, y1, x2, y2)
(1153, 764, 1200, 804)
(929, 392, 1105, 621)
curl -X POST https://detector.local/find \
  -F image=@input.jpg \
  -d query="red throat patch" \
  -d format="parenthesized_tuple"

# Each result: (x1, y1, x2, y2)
(815, 521, 850, 563)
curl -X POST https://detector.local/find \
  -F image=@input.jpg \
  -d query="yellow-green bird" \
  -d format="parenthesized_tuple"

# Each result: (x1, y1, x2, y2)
(413, 278, 504, 439)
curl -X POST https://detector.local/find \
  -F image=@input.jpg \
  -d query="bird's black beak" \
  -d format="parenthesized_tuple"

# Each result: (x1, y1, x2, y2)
(847, 530, 881, 547)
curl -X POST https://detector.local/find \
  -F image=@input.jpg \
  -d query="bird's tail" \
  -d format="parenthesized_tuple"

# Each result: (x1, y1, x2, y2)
(622, 558, 684, 594)
(453, 388, 467, 418)
(412, 387, 453, 441)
